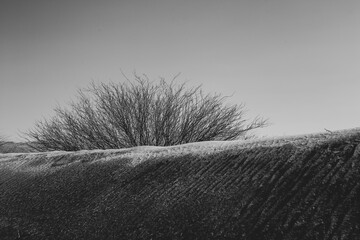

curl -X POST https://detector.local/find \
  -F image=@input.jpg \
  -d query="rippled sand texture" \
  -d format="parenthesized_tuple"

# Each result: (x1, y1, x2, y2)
(1, 128, 359, 239)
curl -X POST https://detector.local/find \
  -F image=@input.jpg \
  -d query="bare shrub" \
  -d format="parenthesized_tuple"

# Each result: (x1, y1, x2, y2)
(26, 74, 268, 151)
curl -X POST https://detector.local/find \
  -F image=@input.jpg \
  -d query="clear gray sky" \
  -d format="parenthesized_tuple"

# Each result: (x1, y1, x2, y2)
(1, 0, 359, 141)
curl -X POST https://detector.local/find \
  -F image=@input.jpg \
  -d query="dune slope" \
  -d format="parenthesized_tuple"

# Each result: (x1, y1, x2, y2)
(0, 129, 360, 239)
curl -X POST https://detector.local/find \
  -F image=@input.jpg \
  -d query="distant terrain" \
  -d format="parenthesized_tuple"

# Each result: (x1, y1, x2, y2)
(0, 141, 39, 154)
(0, 129, 359, 239)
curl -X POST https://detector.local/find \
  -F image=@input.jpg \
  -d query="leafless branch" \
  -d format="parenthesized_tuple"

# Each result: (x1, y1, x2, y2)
(25, 74, 268, 151)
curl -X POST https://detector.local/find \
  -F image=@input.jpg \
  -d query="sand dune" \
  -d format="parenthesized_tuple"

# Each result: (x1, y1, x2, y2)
(0, 128, 359, 239)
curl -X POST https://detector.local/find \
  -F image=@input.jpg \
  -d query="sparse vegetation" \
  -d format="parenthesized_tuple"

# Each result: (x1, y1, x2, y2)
(26, 74, 267, 151)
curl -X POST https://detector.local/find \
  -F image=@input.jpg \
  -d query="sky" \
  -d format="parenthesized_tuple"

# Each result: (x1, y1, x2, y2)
(1, 0, 360, 142)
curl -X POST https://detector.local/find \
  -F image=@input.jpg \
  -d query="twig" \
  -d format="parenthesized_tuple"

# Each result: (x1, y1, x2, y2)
(324, 128, 333, 134)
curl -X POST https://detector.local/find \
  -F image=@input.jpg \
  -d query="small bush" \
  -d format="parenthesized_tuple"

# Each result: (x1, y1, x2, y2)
(26, 74, 267, 151)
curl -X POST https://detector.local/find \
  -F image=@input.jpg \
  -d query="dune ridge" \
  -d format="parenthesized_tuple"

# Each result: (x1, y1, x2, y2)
(0, 128, 360, 239)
